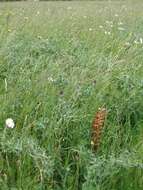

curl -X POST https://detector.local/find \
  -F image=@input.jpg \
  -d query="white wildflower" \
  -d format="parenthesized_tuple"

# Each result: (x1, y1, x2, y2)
(7, 29, 11, 32)
(125, 42, 130, 46)
(89, 28, 93, 31)
(106, 20, 113, 25)
(99, 25, 103, 29)
(83, 15, 87, 19)
(5, 118, 15, 129)
(37, 35, 42, 39)
(118, 22, 123, 25)
(24, 17, 29, 20)
(48, 77, 55, 82)
(115, 14, 119, 17)
(134, 40, 139, 44)
(140, 38, 143, 44)
(105, 31, 111, 35)
(36, 11, 40, 15)
(118, 27, 125, 31)
(67, 7, 72, 10)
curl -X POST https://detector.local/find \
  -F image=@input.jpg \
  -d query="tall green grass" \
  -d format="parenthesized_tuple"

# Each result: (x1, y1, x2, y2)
(1, 1, 143, 189)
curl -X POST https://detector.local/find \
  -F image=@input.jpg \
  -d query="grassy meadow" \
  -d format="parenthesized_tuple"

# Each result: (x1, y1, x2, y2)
(1, 1, 143, 189)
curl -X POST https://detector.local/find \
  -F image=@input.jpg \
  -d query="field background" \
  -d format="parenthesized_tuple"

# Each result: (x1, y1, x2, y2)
(1, 1, 143, 190)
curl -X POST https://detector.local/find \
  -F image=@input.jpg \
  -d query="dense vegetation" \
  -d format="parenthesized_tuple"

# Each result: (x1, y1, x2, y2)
(0, 1, 143, 189)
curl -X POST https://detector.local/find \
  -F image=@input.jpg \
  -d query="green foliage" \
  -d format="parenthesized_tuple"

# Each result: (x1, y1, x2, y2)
(0, 1, 143, 189)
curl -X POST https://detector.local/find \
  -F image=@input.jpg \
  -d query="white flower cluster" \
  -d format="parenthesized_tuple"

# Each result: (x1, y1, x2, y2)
(5, 118, 15, 129)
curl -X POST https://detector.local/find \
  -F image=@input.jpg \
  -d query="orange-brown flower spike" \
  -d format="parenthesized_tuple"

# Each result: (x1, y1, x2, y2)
(91, 108, 107, 152)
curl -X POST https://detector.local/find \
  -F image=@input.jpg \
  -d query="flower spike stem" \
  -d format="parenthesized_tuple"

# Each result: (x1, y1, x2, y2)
(91, 108, 107, 152)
